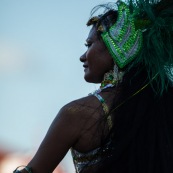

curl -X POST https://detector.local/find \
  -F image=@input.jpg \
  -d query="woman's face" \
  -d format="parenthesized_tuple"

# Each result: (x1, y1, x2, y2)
(80, 27, 114, 83)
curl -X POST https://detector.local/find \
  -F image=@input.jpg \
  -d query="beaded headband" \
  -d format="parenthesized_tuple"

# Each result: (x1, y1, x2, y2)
(101, 1, 143, 68)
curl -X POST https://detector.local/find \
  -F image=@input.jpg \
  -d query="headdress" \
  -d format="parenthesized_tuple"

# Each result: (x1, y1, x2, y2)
(87, 1, 143, 69)
(101, 1, 143, 69)
(87, 0, 173, 94)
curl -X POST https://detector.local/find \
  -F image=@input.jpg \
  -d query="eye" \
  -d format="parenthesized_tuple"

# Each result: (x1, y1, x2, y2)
(85, 42, 92, 48)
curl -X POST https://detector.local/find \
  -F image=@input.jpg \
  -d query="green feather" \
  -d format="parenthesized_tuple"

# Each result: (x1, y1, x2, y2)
(127, 0, 173, 95)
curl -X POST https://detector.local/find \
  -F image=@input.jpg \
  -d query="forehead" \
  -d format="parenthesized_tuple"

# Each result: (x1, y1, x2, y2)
(87, 27, 98, 41)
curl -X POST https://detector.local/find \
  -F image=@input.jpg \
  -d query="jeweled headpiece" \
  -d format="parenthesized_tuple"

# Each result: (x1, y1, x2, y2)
(101, 1, 143, 69)
(87, 0, 173, 94)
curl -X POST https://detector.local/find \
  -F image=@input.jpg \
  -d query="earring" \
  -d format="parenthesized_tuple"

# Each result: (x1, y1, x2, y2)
(100, 64, 124, 89)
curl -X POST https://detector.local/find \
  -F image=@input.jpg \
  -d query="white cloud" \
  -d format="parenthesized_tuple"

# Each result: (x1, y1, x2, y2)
(0, 41, 28, 74)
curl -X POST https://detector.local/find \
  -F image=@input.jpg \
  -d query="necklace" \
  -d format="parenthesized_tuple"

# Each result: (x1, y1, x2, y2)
(89, 83, 114, 96)
(89, 64, 124, 95)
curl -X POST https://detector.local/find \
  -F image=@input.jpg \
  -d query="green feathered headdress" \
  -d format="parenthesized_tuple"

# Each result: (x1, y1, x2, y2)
(127, 0, 173, 94)
(87, 0, 173, 94)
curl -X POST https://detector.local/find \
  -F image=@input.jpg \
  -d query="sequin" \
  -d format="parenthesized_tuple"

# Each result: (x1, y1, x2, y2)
(71, 141, 113, 173)
(101, 1, 143, 68)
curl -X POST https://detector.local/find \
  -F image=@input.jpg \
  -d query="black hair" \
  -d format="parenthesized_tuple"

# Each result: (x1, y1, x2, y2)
(80, 2, 173, 173)
(87, 4, 118, 38)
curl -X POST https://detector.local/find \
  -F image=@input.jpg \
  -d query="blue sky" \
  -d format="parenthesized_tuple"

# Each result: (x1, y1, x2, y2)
(0, 1, 114, 172)
(0, 0, 113, 152)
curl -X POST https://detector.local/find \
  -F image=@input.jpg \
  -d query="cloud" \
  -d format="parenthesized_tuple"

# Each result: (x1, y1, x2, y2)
(0, 41, 28, 74)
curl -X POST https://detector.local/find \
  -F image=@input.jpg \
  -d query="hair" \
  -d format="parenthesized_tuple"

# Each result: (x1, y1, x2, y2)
(87, 4, 118, 38)
(82, 1, 173, 172)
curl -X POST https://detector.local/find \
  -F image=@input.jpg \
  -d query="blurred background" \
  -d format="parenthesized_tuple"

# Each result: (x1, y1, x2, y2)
(0, 0, 110, 172)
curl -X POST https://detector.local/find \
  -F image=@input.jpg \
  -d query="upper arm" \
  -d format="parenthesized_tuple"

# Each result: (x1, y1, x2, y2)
(27, 103, 83, 173)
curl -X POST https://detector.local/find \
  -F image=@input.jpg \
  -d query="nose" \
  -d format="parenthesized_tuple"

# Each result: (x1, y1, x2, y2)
(80, 52, 86, 62)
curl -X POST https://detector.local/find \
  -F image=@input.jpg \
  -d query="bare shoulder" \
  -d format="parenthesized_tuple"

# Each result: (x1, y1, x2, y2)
(60, 95, 101, 118)
(26, 96, 101, 171)
(54, 95, 103, 131)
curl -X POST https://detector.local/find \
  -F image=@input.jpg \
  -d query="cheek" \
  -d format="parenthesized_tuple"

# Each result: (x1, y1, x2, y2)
(86, 49, 96, 68)
(95, 51, 114, 71)
(84, 54, 103, 82)
(84, 43, 114, 83)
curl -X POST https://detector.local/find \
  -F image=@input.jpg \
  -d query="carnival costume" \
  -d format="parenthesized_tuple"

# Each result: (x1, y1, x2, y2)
(71, 0, 173, 172)
(14, 0, 173, 173)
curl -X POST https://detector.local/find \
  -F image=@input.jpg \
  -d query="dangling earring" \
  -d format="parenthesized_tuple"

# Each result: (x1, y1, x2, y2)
(100, 63, 124, 89)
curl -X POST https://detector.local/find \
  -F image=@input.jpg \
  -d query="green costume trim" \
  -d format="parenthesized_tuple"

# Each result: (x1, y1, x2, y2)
(101, 1, 143, 68)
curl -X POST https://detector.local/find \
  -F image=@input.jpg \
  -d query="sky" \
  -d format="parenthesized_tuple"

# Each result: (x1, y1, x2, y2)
(0, 0, 112, 149)
(0, 0, 113, 171)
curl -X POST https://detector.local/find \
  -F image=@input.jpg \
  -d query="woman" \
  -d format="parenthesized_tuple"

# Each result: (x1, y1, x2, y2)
(14, 0, 173, 173)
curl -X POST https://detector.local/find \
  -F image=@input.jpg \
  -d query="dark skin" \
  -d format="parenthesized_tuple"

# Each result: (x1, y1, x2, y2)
(80, 27, 114, 83)
(20, 27, 115, 173)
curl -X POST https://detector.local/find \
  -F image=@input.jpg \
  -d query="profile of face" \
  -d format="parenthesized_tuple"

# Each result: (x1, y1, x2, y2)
(80, 27, 114, 83)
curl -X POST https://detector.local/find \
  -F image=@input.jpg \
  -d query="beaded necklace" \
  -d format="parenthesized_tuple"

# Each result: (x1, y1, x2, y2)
(89, 83, 114, 95)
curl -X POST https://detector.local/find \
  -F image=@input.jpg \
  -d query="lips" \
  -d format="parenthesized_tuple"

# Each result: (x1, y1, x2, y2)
(83, 64, 88, 72)
(83, 64, 88, 68)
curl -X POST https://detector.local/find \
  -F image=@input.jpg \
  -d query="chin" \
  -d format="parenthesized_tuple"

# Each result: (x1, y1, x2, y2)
(84, 74, 102, 84)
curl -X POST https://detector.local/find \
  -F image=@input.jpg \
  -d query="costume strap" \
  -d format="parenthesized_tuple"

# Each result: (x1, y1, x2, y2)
(93, 93, 109, 114)
(93, 93, 113, 130)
